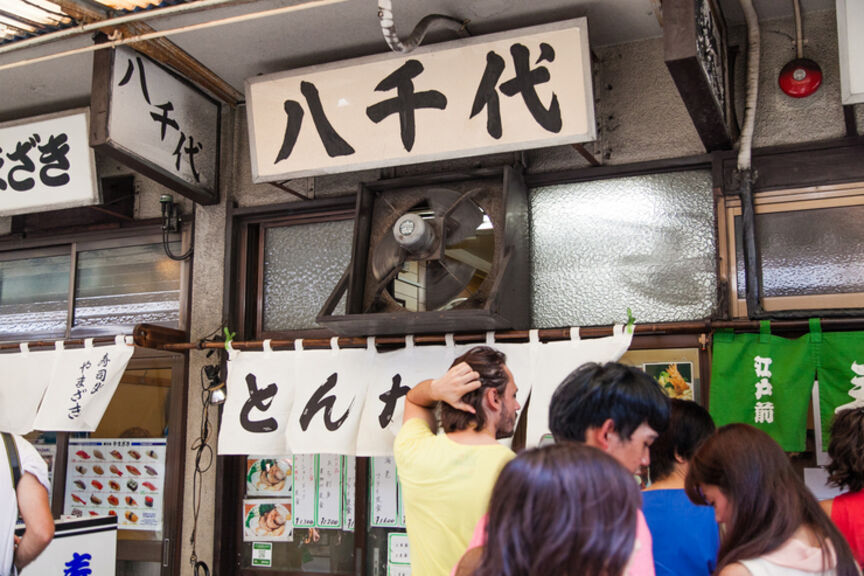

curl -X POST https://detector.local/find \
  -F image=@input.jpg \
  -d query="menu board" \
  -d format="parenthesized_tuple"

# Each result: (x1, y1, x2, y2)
(387, 532, 411, 576)
(243, 499, 293, 542)
(370, 456, 399, 527)
(292, 454, 316, 528)
(316, 455, 342, 529)
(65, 438, 166, 531)
(246, 456, 293, 496)
(343, 456, 356, 532)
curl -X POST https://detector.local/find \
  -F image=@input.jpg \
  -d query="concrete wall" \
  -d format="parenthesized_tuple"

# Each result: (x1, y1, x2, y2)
(176, 9, 863, 575)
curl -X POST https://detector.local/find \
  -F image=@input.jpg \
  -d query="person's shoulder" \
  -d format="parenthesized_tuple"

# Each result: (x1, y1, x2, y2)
(13, 435, 50, 489)
(819, 497, 834, 518)
(394, 418, 434, 456)
(718, 563, 752, 576)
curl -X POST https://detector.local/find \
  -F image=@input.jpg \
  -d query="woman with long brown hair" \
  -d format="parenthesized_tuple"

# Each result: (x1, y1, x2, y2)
(467, 442, 641, 576)
(685, 424, 859, 576)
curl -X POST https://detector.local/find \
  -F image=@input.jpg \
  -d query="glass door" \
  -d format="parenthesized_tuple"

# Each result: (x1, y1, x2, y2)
(60, 351, 187, 576)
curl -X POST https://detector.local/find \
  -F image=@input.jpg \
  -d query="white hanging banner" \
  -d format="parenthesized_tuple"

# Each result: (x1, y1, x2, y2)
(286, 338, 370, 455)
(219, 340, 295, 455)
(525, 325, 634, 448)
(355, 336, 454, 456)
(32, 336, 134, 432)
(0, 344, 56, 434)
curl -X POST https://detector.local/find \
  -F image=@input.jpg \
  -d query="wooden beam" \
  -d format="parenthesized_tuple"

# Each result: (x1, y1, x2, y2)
(54, 0, 242, 106)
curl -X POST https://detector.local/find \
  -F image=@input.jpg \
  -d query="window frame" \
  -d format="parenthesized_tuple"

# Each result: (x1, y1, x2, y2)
(722, 181, 864, 318)
(0, 222, 191, 341)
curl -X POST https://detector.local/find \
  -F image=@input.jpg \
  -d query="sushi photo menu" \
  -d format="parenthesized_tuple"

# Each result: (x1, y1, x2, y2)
(64, 438, 167, 530)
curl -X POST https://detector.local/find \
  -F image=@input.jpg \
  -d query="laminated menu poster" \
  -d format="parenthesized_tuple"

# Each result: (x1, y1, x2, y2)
(343, 456, 356, 532)
(316, 454, 342, 529)
(247, 456, 293, 496)
(387, 532, 411, 576)
(64, 438, 166, 531)
(292, 454, 317, 528)
(243, 499, 293, 542)
(370, 456, 399, 527)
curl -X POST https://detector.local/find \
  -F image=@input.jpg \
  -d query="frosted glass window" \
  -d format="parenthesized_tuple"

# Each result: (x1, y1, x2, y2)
(73, 243, 182, 335)
(0, 254, 71, 340)
(531, 171, 717, 327)
(262, 219, 354, 331)
(734, 205, 864, 298)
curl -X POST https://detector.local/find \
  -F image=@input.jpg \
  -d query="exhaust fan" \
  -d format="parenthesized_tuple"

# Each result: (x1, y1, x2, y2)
(318, 166, 529, 336)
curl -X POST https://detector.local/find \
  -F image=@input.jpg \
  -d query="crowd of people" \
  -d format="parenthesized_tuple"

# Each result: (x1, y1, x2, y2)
(395, 347, 864, 576)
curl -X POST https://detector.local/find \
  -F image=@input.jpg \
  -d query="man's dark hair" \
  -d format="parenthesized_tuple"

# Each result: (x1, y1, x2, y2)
(440, 346, 509, 433)
(648, 398, 715, 481)
(549, 362, 669, 443)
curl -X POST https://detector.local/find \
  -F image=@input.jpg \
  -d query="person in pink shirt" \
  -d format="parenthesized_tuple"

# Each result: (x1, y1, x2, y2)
(455, 362, 669, 576)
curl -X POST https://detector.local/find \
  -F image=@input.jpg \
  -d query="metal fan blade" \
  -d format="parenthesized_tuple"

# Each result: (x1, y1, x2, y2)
(426, 187, 485, 246)
(424, 256, 477, 310)
(372, 232, 406, 281)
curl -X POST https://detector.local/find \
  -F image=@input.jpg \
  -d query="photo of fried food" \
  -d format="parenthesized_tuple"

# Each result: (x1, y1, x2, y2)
(255, 506, 287, 537)
(256, 460, 288, 492)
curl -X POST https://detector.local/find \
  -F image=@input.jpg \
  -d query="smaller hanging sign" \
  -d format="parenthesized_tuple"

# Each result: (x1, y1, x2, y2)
(0, 109, 99, 217)
(91, 46, 221, 205)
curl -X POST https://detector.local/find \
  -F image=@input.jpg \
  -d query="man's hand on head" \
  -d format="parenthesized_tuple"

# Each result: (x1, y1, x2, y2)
(431, 362, 481, 413)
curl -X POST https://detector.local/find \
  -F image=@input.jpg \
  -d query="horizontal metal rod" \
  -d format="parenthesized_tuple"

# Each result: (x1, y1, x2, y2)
(155, 317, 864, 351)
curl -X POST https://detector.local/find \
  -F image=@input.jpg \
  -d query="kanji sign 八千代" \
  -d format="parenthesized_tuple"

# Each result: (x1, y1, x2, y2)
(246, 19, 594, 181)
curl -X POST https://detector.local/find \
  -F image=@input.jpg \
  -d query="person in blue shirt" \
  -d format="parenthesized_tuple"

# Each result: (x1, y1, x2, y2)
(643, 398, 718, 576)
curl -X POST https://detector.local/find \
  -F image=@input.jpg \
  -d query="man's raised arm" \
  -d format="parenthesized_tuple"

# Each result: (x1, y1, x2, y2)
(403, 362, 482, 429)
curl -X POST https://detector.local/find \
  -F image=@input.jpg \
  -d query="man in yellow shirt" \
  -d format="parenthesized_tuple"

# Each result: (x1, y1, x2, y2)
(394, 346, 520, 576)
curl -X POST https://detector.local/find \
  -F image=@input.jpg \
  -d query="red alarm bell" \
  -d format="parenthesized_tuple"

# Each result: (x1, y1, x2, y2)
(778, 57, 822, 98)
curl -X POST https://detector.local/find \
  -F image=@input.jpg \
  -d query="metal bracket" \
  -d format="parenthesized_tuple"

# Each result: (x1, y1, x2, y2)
(269, 177, 315, 200)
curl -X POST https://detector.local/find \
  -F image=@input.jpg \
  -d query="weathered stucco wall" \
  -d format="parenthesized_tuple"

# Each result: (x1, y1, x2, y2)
(179, 9, 863, 575)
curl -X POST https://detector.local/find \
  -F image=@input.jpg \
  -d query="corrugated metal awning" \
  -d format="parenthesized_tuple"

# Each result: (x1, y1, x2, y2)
(0, 0, 188, 45)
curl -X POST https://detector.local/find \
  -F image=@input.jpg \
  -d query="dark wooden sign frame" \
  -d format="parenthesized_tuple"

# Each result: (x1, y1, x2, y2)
(90, 47, 221, 205)
(664, 0, 735, 152)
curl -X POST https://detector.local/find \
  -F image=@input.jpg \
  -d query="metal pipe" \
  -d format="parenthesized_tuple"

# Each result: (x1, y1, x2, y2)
(377, 0, 466, 53)
(792, 0, 803, 59)
(737, 0, 760, 172)
(739, 171, 764, 317)
(0, 0, 350, 72)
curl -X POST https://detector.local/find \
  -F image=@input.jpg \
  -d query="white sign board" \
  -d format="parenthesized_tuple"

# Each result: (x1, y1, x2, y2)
(0, 109, 98, 216)
(19, 516, 117, 576)
(837, 0, 864, 104)
(92, 46, 221, 204)
(247, 18, 594, 181)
